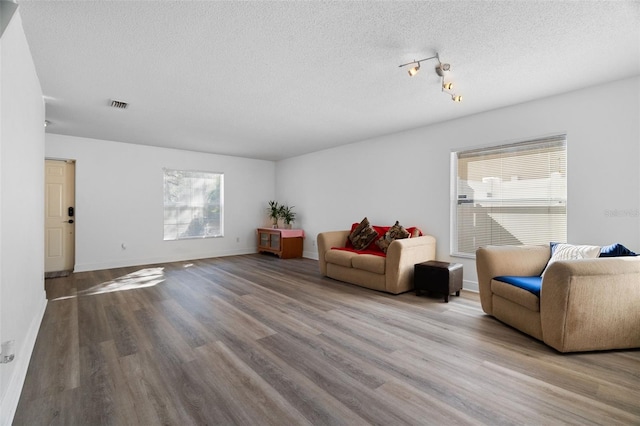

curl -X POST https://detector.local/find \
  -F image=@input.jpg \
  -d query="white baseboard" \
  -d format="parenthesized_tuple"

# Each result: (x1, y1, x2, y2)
(463, 279, 479, 292)
(0, 293, 47, 426)
(73, 248, 258, 272)
(303, 250, 319, 260)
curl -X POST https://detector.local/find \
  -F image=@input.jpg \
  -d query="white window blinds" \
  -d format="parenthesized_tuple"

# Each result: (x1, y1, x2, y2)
(163, 169, 224, 240)
(452, 135, 567, 256)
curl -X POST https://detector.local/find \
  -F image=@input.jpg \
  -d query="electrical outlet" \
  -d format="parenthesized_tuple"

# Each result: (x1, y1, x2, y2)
(1, 340, 15, 364)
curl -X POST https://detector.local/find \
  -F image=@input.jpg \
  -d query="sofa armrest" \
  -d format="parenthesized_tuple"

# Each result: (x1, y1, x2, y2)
(475, 245, 550, 314)
(385, 235, 436, 294)
(317, 230, 350, 275)
(540, 257, 640, 352)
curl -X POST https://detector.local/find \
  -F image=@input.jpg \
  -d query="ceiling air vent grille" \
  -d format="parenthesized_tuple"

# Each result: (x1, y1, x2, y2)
(110, 99, 129, 109)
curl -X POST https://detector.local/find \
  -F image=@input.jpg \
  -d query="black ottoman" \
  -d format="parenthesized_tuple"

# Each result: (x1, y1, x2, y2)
(414, 260, 463, 302)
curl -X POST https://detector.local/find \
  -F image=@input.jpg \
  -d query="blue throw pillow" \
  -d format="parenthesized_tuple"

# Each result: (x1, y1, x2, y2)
(599, 243, 638, 257)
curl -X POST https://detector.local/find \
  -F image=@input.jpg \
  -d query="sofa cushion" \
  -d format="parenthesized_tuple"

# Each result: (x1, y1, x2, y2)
(332, 246, 387, 257)
(494, 275, 542, 297)
(375, 221, 410, 253)
(351, 254, 386, 274)
(325, 249, 357, 268)
(542, 243, 601, 276)
(348, 217, 379, 250)
(491, 279, 540, 312)
(599, 243, 638, 257)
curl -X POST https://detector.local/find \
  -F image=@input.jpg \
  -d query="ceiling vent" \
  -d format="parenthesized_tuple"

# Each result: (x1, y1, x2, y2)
(110, 99, 129, 109)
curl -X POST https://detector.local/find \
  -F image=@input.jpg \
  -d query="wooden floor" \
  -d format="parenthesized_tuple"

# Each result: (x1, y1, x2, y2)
(14, 254, 640, 425)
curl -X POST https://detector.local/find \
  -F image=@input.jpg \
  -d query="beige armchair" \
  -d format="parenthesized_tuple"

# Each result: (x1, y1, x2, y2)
(476, 245, 640, 353)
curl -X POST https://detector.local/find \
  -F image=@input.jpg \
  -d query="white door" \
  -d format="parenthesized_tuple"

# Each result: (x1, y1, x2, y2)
(45, 160, 75, 272)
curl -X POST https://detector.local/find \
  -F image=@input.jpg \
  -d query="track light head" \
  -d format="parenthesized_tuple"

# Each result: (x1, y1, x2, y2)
(408, 63, 420, 77)
(452, 95, 463, 102)
(435, 63, 451, 77)
(443, 82, 453, 90)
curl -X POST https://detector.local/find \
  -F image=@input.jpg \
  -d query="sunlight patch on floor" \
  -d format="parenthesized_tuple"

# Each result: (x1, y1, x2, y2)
(77, 267, 166, 297)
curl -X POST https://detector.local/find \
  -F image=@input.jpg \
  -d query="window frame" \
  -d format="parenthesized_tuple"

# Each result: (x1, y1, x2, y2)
(450, 134, 567, 258)
(162, 168, 224, 241)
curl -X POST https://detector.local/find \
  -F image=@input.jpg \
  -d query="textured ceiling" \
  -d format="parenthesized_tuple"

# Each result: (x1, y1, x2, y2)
(17, 0, 640, 161)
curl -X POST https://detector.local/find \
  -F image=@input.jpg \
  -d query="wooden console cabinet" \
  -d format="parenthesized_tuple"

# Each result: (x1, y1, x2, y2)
(257, 228, 304, 259)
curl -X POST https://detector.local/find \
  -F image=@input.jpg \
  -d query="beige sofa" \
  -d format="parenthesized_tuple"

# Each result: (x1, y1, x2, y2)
(476, 245, 640, 353)
(318, 230, 436, 294)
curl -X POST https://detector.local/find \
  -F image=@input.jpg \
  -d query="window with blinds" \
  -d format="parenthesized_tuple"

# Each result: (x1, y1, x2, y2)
(163, 169, 224, 240)
(451, 135, 567, 256)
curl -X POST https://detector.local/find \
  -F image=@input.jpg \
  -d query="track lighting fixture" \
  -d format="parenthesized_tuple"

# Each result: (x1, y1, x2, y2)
(399, 52, 462, 103)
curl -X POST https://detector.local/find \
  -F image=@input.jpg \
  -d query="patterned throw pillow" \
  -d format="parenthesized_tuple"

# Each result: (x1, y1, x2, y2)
(541, 243, 601, 277)
(348, 217, 378, 250)
(375, 221, 410, 253)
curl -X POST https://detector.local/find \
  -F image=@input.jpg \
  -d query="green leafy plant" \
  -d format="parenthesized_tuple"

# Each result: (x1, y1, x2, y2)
(267, 200, 280, 226)
(267, 201, 297, 228)
(280, 205, 296, 225)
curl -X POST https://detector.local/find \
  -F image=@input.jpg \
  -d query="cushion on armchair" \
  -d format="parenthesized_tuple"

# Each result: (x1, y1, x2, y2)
(494, 276, 542, 297)
(599, 243, 638, 257)
(541, 243, 601, 276)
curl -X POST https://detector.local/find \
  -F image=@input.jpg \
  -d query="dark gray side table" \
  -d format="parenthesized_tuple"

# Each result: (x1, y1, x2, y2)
(414, 260, 463, 302)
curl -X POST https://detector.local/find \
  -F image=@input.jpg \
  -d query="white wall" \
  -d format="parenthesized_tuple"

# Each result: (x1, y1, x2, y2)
(0, 11, 47, 425)
(45, 134, 276, 271)
(277, 76, 640, 291)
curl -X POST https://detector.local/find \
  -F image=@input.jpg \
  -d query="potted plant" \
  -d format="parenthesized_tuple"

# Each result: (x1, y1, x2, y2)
(267, 200, 280, 228)
(280, 205, 296, 229)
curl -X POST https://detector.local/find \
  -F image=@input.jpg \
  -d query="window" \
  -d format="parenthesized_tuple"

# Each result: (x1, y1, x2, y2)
(163, 169, 223, 240)
(451, 135, 567, 257)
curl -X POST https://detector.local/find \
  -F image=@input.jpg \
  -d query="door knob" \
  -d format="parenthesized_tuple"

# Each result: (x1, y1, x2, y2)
(65, 220, 74, 224)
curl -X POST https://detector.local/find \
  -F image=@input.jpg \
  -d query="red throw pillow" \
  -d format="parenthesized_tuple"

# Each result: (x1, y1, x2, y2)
(406, 227, 423, 237)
